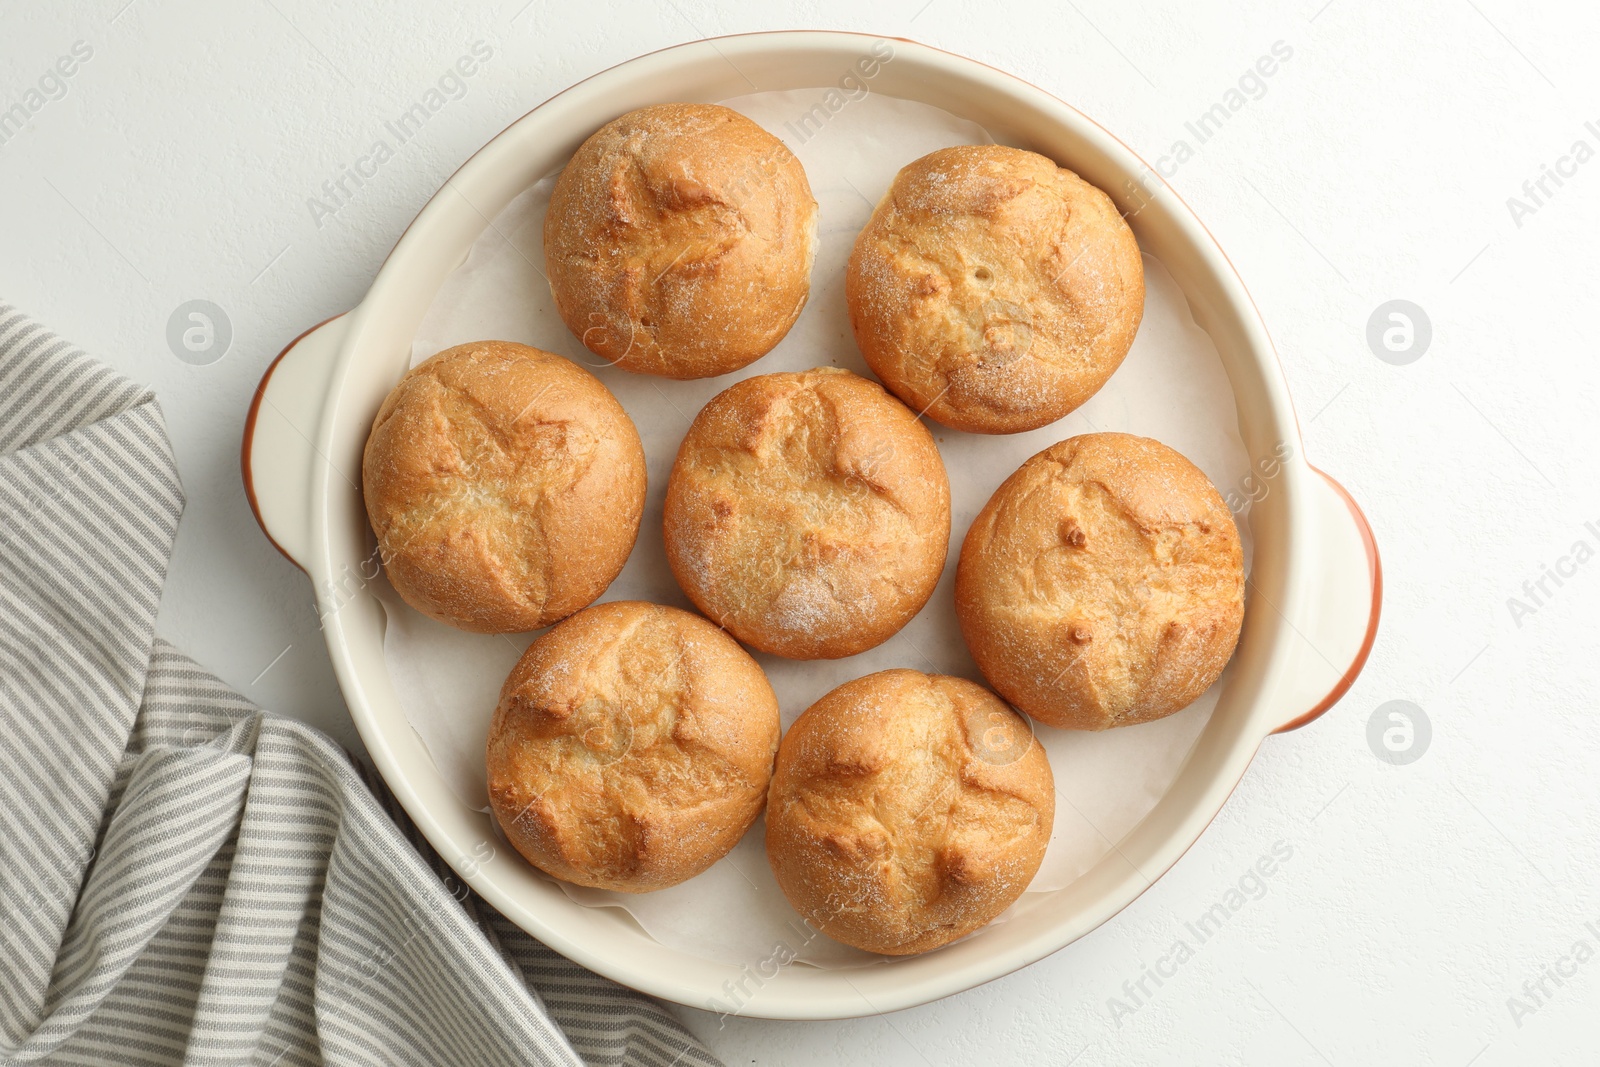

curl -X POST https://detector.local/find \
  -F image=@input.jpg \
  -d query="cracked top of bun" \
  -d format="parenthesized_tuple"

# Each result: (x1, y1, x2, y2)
(956, 432, 1244, 729)
(847, 144, 1143, 434)
(544, 103, 818, 380)
(487, 600, 780, 892)
(663, 368, 950, 660)
(765, 669, 1053, 955)
(362, 340, 645, 633)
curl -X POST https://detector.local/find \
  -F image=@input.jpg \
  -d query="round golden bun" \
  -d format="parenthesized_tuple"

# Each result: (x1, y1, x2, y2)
(362, 340, 646, 634)
(487, 601, 781, 892)
(766, 669, 1054, 955)
(663, 368, 951, 659)
(543, 103, 818, 380)
(846, 144, 1144, 434)
(956, 433, 1244, 730)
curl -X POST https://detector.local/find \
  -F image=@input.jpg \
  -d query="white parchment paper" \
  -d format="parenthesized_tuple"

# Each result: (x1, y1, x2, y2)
(387, 89, 1252, 968)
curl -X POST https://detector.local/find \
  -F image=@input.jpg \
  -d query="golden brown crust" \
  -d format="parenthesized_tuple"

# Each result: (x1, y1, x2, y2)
(361, 341, 646, 633)
(765, 670, 1053, 955)
(846, 144, 1144, 434)
(955, 433, 1244, 730)
(544, 103, 818, 380)
(662, 368, 951, 660)
(487, 601, 780, 892)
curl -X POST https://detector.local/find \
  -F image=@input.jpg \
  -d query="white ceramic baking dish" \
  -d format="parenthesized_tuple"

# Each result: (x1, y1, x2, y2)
(242, 31, 1380, 1020)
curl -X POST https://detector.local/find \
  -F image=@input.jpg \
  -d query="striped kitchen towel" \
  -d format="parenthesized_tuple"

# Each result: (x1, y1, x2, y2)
(0, 302, 720, 1067)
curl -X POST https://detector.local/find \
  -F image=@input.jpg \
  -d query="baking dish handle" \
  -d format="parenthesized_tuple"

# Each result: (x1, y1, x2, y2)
(241, 314, 350, 572)
(1269, 466, 1382, 732)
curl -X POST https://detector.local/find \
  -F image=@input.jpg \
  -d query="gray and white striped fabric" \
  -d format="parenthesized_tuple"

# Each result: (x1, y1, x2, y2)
(0, 303, 720, 1067)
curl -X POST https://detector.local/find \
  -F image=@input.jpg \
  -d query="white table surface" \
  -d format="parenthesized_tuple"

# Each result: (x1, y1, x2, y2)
(4, 1, 1597, 1063)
